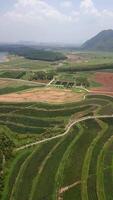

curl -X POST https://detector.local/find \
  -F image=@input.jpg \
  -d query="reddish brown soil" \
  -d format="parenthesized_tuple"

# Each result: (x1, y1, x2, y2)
(0, 88, 84, 103)
(91, 72, 113, 95)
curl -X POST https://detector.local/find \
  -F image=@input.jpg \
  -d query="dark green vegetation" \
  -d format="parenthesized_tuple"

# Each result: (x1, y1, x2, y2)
(1, 95, 113, 200)
(1, 50, 113, 83)
(0, 71, 26, 79)
(57, 62, 113, 73)
(0, 85, 38, 95)
(1, 38, 113, 200)
(0, 101, 93, 141)
(14, 49, 66, 62)
(81, 29, 113, 51)
(0, 50, 113, 94)
(0, 128, 14, 198)
(28, 71, 55, 81)
(53, 76, 90, 88)
(0, 45, 66, 61)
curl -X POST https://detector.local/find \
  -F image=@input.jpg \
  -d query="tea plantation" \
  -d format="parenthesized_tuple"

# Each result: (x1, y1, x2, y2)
(1, 95, 113, 200)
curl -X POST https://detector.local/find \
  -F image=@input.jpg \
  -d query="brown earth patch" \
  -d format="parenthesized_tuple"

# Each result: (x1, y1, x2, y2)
(0, 80, 18, 87)
(91, 72, 113, 93)
(33, 79, 49, 84)
(67, 53, 89, 63)
(0, 88, 84, 103)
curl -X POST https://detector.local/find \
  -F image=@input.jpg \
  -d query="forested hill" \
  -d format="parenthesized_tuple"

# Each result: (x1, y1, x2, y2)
(0, 45, 67, 61)
(81, 29, 113, 51)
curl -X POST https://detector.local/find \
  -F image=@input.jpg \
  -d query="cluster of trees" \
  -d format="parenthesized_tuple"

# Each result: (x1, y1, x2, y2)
(0, 131, 14, 198)
(76, 77, 90, 87)
(0, 45, 66, 61)
(13, 49, 66, 61)
(57, 63, 113, 73)
(55, 76, 90, 88)
(29, 71, 55, 81)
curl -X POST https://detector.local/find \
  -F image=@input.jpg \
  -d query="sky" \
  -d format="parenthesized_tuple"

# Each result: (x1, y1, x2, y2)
(0, 0, 113, 44)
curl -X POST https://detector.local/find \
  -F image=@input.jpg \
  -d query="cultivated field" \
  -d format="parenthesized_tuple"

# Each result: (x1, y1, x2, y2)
(1, 94, 113, 200)
(0, 88, 85, 103)
(1, 51, 113, 200)
(91, 72, 113, 94)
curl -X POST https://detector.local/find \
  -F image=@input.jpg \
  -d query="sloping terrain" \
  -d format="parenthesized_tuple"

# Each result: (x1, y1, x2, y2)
(0, 88, 85, 103)
(81, 29, 113, 51)
(1, 95, 113, 200)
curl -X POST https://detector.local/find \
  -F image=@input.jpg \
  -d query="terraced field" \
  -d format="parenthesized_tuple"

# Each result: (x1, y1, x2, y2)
(1, 94, 113, 200)
(0, 79, 44, 95)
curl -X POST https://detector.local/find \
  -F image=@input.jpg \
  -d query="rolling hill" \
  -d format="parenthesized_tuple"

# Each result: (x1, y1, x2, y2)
(81, 29, 113, 51)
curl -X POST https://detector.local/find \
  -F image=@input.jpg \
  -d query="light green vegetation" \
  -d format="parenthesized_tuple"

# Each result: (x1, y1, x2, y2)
(0, 79, 43, 95)
(0, 55, 56, 71)
(67, 51, 113, 67)
(0, 95, 112, 147)
(0, 50, 113, 200)
(3, 116, 113, 200)
(0, 52, 113, 90)
(1, 95, 113, 200)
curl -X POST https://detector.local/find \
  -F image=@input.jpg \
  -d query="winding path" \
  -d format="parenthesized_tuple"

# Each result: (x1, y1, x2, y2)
(47, 78, 55, 86)
(15, 114, 113, 152)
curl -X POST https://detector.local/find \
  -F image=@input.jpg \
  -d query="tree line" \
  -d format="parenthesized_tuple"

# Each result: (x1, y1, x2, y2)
(0, 130, 14, 198)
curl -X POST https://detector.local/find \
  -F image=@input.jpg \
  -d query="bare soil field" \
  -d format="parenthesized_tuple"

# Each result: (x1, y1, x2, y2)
(0, 79, 19, 87)
(33, 79, 50, 84)
(67, 53, 88, 63)
(0, 88, 84, 103)
(90, 72, 113, 95)
(91, 72, 113, 92)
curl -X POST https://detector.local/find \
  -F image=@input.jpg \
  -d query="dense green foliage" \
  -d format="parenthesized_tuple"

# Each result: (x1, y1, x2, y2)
(0, 45, 66, 61)
(76, 77, 90, 87)
(14, 49, 66, 61)
(0, 129, 14, 198)
(29, 71, 55, 81)
(57, 63, 113, 72)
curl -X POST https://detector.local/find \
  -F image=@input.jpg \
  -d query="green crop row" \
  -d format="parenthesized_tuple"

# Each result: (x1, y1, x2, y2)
(0, 71, 26, 79)
(0, 114, 65, 128)
(2, 149, 32, 200)
(1, 95, 113, 200)
(31, 126, 78, 200)
(13, 105, 92, 118)
(0, 120, 46, 134)
(0, 85, 38, 95)
(11, 140, 59, 200)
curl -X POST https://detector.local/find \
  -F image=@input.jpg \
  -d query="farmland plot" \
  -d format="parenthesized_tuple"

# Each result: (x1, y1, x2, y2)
(1, 94, 113, 200)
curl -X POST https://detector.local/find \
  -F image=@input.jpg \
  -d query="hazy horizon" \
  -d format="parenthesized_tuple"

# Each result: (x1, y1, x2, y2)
(0, 0, 113, 44)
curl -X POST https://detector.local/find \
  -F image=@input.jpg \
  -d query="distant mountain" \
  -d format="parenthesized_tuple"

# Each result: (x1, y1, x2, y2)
(81, 29, 113, 51)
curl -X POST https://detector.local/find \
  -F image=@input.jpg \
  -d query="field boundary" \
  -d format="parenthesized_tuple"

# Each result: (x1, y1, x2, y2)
(15, 114, 113, 152)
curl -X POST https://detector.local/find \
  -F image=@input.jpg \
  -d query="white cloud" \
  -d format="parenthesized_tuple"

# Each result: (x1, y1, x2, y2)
(102, 9, 113, 17)
(5, 0, 76, 23)
(0, 0, 113, 43)
(80, 0, 94, 9)
(0, 0, 79, 43)
(60, 1, 72, 8)
(80, 0, 100, 16)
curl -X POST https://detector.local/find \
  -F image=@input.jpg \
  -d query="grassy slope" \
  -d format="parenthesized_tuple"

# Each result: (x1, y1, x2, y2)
(1, 95, 113, 200)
